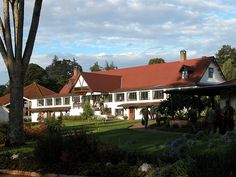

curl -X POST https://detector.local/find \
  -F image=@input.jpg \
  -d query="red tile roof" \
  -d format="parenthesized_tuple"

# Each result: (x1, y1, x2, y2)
(81, 72, 121, 92)
(0, 83, 56, 106)
(60, 56, 216, 94)
(94, 56, 215, 91)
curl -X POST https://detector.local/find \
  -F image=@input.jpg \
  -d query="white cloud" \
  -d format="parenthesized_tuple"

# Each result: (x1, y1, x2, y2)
(0, 0, 236, 84)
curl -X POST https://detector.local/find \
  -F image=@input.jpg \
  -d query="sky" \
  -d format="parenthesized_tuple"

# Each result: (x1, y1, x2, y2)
(0, 0, 236, 84)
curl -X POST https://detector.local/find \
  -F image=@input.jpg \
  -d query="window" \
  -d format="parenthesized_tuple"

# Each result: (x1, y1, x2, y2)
(73, 96, 80, 107)
(153, 90, 164, 99)
(115, 109, 124, 116)
(181, 68, 188, 79)
(208, 67, 214, 78)
(55, 98, 62, 105)
(139, 91, 150, 100)
(64, 97, 70, 105)
(46, 98, 52, 106)
(115, 93, 124, 102)
(37, 99, 44, 106)
(104, 94, 113, 102)
(127, 92, 137, 101)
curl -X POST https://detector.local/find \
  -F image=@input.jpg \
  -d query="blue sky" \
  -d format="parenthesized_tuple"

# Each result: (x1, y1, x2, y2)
(1, 0, 236, 85)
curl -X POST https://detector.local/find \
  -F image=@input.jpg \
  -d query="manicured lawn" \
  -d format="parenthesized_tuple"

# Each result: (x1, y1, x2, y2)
(63, 119, 181, 153)
(0, 119, 181, 155)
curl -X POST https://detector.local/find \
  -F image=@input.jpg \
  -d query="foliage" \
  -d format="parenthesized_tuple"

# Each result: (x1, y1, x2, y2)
(23, 123, 48, 139)
(90, 61, 118, 72)
(215, 45, 236, 64)
(43, 117, 64, 133)
(104, 60, 118, 70)
(0, 121, 8, 144)
(81, 102, 94, 119)
(148, 58, 165, 65)
(0, 85, 7, 97)
(34, 132, 63, 164)
(90, 61, 103, 72)
(215, 45, 236, 80)
(45, 56, 82, 91)
(222, 58, 236, 80)
(24, 63, 49, 86)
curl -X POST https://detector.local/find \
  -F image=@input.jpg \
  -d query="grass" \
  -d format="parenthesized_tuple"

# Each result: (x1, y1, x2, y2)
(0, 119, 181, 155)
(63, 119, 181, 153)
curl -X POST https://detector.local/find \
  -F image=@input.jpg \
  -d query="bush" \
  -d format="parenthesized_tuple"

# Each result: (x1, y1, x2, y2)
(0, 121, 8, 144)
(34, 132, 63, 164)
(23, 123, 48, 139)
(81, 102, 94, 119)
(44, 117, 64, 133)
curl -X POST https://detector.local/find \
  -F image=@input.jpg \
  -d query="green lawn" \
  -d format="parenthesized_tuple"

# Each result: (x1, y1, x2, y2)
(63, 119, 181, 153)
(0, 119, 181, 155)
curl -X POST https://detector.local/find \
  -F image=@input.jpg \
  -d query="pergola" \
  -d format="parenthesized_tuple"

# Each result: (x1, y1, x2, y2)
(164, 82, 236, 118)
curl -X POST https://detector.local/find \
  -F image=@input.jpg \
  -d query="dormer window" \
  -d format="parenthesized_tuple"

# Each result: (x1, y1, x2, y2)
(182, 68, 189, 79)
(180, 65, 193, 80)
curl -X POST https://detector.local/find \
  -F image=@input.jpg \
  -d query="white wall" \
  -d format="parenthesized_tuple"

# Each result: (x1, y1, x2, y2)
(74, 75, 88, 87)
(0, 106, 9, 122)
(200, 62, 225, 84)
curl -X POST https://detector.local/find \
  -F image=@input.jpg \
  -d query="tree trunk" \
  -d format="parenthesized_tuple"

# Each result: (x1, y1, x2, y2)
(6, 65, 25, 146)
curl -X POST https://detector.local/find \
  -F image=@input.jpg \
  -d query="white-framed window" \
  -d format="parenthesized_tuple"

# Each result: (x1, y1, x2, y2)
(64, 97, 70, 105)
(115, 108, 124, 116)
(208, 67, 214, 78)
(153, 90, 164, 99)
(115, 93, 125, 102)
(46, 98, 52, 106)
(139, 91, 150, 100)
(127, 92, 137, 101)
(55, 98, 62, 105)
(104, 94, 113, 102)
(37, 99, 44, 106)
(181, 68, 189, 79)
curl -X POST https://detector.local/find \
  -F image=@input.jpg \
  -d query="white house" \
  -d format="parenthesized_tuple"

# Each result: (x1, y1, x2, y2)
(30, 51, 225, 122)
(0, 82, 56, 121)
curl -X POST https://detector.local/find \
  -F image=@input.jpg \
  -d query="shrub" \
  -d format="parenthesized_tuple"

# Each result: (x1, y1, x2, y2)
(81, 102, 94, 119)
(23, 123, 48, 139)
(0, 121, 8, 144)
(44, 117, 64, 133)
(34, 132, 63, 164)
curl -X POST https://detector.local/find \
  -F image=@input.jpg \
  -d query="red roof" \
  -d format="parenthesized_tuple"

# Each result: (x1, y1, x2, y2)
(81, 72, 121, 92)
(60, 56, 216, 94)
(0, 83, 56, 105)
(95, 57, 214, 91)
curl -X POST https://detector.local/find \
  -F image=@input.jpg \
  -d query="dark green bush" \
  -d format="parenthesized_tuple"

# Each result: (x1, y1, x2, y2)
(44, 117, 63, 133)
(0, 121, 8, 144)
(34, 133, 63, 164)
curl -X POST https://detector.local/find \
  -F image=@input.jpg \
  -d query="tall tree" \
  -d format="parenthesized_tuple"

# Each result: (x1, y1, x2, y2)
(46, 56, 82, 91)
(0, 0, 43, 145)
(0, 85, 7, 96)
(215, 45, 236, 64)
(24, 63, 49, 86)
(148, 58, 165, 65)
(90, 61, 102, 72)
(104, 61, 118, 70)
(215, 45, 236, 80)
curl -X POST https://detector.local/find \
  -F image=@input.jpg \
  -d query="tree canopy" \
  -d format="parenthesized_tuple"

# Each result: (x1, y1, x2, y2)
(45, 56, 82, 92)
(215, 45, 236, 80)
(90, 61, 118, 72)
(90, 61, 102, 72)
(148, 58, 165, 65)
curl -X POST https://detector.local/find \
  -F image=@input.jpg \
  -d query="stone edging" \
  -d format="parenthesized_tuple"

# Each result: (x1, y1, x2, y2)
(0, 169, 88, 177)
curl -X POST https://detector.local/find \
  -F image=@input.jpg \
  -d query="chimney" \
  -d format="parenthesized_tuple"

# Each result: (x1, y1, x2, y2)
(73, 66, 79, 76)
(180, 50, 187, 62)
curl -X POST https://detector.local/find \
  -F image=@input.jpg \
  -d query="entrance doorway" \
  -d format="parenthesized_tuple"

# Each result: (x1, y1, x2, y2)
(129, 108, 135, 120)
